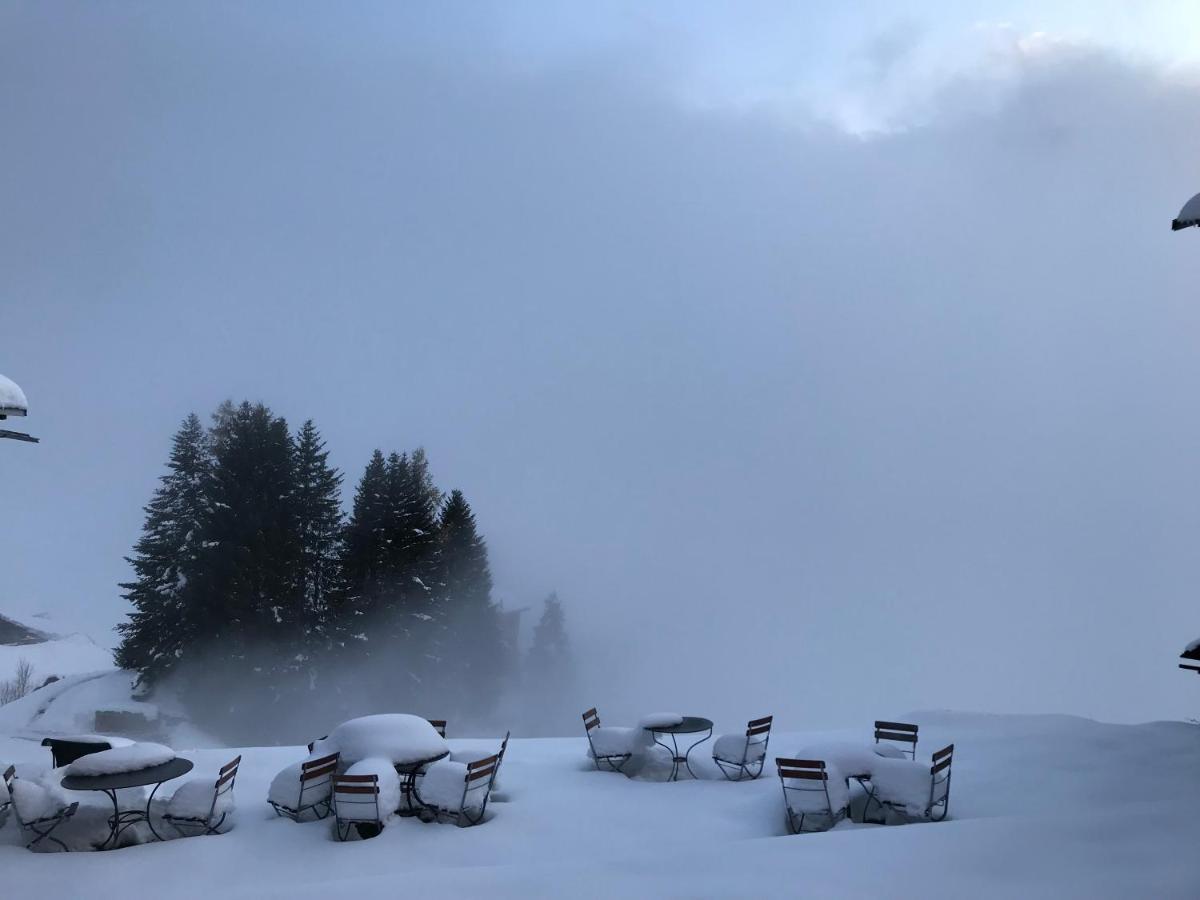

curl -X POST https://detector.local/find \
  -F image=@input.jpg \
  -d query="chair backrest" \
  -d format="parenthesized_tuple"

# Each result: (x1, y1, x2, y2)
(332, 774, 380, 823)
(300, 751, 339, 804)
(427, 719, 448, 739)
(42, 738, 111, 769)
(746, 715, 773, 755)
(582, 708, 601, 733)
(492, 731, 511, 783)
(306, 735, 328, 753)
(775, 758, 835, 821)
(930, 743, 954, 802)
(216, 755, 241, 796)
(9, 777, 72, 826)
(2, 764, 14, 787)
(776, 758, 829, 783)
(874, 720, 918, 759)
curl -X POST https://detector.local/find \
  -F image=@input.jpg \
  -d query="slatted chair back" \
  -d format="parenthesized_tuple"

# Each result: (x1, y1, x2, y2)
(928, 743, 954, 820)
(306, 735, 328, 753)
(713, 715, 774, 781)
(212, 754, 241, 810)
(456, 753, 500, 826)
(332, 774, 381, 840)
(301, 751, 339, 804)
(874, 720, 919, 759)
(0, 764, 13, 826)
(582, 708, 601, 733)
(745, 715, 773, 759)
(775, 758, 840, 834)
(427, 719, 448, 738)
(492, 731, 511, 786)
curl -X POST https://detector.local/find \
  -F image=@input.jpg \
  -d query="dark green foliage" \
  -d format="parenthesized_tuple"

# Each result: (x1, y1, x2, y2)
(115, 413, 211, 680)
(292, 420, 344, 642)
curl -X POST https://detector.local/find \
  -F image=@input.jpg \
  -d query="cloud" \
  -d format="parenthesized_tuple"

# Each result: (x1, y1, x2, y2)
(1, 5, 1199, 729)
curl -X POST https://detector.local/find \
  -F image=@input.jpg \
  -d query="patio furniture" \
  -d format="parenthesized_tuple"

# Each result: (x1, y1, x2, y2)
(10, 777, 80, 851)
(42, 736, 115, 769)
(163, 755, 241, 836)
(866, 743, 955, 823)
(332, 774, 382, 841)
(419, 751, 501, 827)
(776, 758, 845, 834)
(582, 708, 636, 773)
(712, 715, 773, 781)
(427, 719, 447, 738)
(874, 721, 918, 760)
(1, 764, 13, 827)
(643, 716, 713, 782)
(60, 757, 193, 849)
(268, 752, 339, 821)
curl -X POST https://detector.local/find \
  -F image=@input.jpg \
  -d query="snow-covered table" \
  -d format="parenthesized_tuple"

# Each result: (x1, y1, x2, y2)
(792, 742, 927, 823)
(642, 716, 713, 781)
(61, 757, 193, 849)
(310, 715, 450, 815)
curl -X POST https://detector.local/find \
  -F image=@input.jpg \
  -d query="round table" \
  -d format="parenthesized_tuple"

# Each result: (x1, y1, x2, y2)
(61, 757, 193, 849)
(643, 717, 713, 781)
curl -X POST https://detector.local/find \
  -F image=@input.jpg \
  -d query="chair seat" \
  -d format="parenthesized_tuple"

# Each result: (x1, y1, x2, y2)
(587, 726, 637, 758)
(712, 733, 765, 764)
(166, 778, 233, 821)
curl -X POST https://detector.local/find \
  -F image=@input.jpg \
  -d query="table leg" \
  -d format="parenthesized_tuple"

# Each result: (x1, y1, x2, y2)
(143, 781, 165, 841)
(102, 789, 121, 850)
(680, 728, 713, 780)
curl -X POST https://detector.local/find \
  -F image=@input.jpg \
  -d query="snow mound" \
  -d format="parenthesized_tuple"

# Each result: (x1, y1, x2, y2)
(10, 778, 59, 821)
(586, 725, 639, 758)
(638, 712, 684, 729)
(871, 757, 936, 816)
(420, 759, 474, 813)
(65, 742, 175, 776)
(167, 778, 233, 820)
(0, 373, 28, 414)
(268, 763, 306, 809)
(313, 714, 447, 767)
(340, 757, 401, 820)
(713, 733, 765, 763)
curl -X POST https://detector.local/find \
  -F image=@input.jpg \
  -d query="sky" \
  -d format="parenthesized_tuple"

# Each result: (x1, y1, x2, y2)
(2, 1, 1200, 730)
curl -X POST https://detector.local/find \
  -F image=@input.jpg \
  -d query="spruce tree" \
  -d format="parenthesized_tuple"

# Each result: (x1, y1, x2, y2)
(115, 413, 212, 682)
(524, 592, 574, 733)
(438, 489, 502, 717)
(292, 420, 344, 647)
(341, 450, 391, 629)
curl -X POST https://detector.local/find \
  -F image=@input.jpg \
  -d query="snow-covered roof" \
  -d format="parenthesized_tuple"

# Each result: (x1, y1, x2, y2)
(1172, 192, 1200, 231)
(0, 373, 28, 416)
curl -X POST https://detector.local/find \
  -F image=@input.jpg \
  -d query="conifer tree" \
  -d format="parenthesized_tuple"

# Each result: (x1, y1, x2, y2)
(292, 420, 344, 645)
(341, 450, 391, 626)
(438, 489, 502, 716)
(115, 413, 212, 682)
(524, 592, 573, 732)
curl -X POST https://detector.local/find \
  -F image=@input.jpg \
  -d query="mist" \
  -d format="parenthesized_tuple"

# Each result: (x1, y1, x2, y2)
(3, 2, 1200, 738)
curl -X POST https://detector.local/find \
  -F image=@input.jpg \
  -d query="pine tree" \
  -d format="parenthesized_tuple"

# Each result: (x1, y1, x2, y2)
(524, 592, 573, 733)
(291, 420, 344, 646)
(438, 489, 502, 717)
(341, 450, 391, 629)
(115, 413, 212, 682)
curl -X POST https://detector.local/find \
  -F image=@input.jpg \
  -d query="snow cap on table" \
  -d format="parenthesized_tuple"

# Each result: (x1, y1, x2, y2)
(341, 757, 401, 820)
(65, 742, 175, 776)
(638, 712, 684, 729)
(314, 714, 447, 766)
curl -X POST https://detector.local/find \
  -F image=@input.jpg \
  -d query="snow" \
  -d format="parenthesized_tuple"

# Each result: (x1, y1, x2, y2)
(585, 725, 639, 758)
(713, 732, 764, 763)
(10, 778, 58, 821)
(65, 742, 175, 776)
(166, 779, 231, 820)
(0, 373, 28, 414)
(871, 757, 939, 816)
(420, 759, 469, 812)
(638, 712, 684, 729)
(340, 757, 401, 821)
(267, 762, 307, 809)
(0, 632, 115, 687)
(1176, 192, 1200, 229)
(1184, 636, 1200, 655)
(312, 714, 448, 766)
(2, 712, 1200, 897)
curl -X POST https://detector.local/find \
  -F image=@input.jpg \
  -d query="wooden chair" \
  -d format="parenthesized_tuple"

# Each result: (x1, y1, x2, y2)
(874, 720, 918, 760)
(163, 755, 241, 836)
(775, 758, 845, 834)
(582, 708, 634, 773)
(0, 764, 13, 828)
(332, 774, 382, 841)
(712, 715, 773, 781)
(269, 752, 339, 821)
(866, 743, 955, 823)
(9, 777, 80, 851)
(427, 719, 447, 738)
(423, 754, 502, 827)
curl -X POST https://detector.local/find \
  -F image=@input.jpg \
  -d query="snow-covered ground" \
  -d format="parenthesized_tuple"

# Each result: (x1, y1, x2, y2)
(2, 707, 1198, 898)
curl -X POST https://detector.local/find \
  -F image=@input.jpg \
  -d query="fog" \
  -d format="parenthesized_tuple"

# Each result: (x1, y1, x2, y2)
(2, 3, 1199, 736)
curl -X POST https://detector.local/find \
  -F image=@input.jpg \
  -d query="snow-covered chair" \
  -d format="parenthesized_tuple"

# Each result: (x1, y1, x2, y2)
(582, 708, 636, 773)
(869, 743, 955, 823)
(427, 719, 447, 738)
(268, 751, 339, 821)
(418, 751, 501, 827)
(776, 758, 846, 834)
(0, 764, 13, 828)
(163, 755, 241, 836)
(712, 715, 773, 781)
(874, 720, 918, 760)
(9, 777, 79, 851)
(331, 774, 383, 841)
